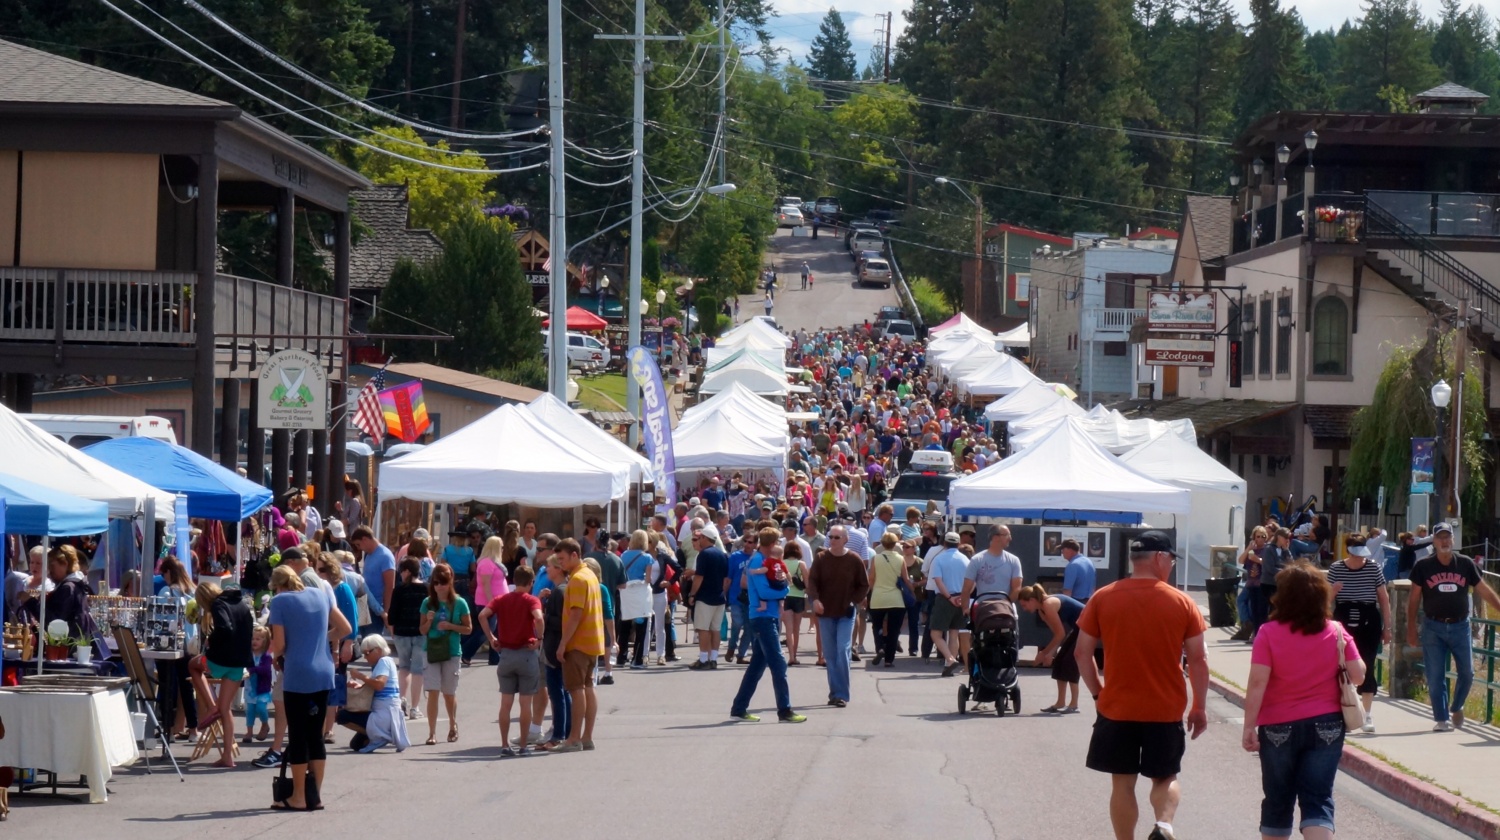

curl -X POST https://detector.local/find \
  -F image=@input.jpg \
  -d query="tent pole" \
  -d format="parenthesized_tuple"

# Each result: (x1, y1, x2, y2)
(141, 498, 156, 590)
(37, 535, 50, 675)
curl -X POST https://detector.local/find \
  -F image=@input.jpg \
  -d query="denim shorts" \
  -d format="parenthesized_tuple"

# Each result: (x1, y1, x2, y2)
(392, 634, 427, 673)
(1257, 711, 1344, 837)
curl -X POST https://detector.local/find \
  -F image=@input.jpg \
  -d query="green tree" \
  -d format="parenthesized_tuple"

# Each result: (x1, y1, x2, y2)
(830, 87, 920, 206)
(1431, 0, 1500, 104)
(1346, 333, 1487, 527)
(349, 126, 495, 240)
(1337, 0, 1441, 111)
(682, 199, 758, 301)
(372, 217, 539, 373)
(808, 8, 858, 81)
(1233, 0, 1317, 130)
(1166, 0, 1241, 191)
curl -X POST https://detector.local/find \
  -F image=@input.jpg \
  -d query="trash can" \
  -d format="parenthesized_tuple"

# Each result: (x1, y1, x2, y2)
(1205, 577, 1239, 628)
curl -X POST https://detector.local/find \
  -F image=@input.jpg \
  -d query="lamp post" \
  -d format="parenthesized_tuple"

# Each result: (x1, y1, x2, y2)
(1432, 378, 1452, 524)
(684, 278, 695, 333)
(1274, 143, 1291, 240)
(598, 275, 609, 316)
(935, 176, 984, 320)
(1250, 158, 1266, 245)
(1303, 130, 1318, 239)
(654, 288, 667, 365)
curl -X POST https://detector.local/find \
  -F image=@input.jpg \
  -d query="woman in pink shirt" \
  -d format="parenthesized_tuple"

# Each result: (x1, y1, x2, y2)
(1242, 560, 1365, 840)
(472, 536, 511, 667)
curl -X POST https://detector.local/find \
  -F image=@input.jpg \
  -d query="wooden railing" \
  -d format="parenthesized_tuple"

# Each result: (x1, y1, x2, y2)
(0, 266, 197, 343)
(213, 273, 346, 372)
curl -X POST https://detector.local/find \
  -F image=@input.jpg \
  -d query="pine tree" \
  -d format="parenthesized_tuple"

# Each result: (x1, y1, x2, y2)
(1431, 0, 1500, 103)
(1337, 0, 1441, 111)
(808, 8, 858, 81)
(1233, 0, 1316, 131)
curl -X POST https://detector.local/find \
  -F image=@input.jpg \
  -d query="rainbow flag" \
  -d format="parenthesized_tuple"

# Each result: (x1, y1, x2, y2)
(379, 381, 430, 443)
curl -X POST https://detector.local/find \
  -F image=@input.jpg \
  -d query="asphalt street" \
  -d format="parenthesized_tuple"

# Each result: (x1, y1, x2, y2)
(11, 630, 1470, 838)
(737, 225, 900, 334)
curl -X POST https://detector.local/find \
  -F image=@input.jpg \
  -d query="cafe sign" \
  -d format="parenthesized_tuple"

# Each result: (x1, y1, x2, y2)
(1148, 291, 1215, 332)
(257, 349, 328, 430)
(1144, 337, 1216, 366)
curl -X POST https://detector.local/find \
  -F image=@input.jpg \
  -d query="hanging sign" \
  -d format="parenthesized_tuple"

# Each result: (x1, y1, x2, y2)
(1148, 290, 1216, 332)
(257, 349, 328, 430)
(1144, 338, 1216, 366)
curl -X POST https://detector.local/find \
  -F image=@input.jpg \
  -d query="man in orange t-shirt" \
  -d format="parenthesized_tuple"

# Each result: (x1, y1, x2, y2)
(554, 538, 604, 753)
(1075, 531, 1208, 840)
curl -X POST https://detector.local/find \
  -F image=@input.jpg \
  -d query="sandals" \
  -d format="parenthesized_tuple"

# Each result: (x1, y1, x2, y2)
(424, 736, 437, 746)
(447, 726, 459, 743)
(1040, 705, 1064, 714)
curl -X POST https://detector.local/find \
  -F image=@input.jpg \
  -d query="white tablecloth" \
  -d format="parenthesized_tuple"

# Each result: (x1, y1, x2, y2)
(0, 687, 140, 802)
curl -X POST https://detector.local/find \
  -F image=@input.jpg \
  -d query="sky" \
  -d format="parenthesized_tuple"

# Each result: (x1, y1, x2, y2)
(766, 0, 1456, 76)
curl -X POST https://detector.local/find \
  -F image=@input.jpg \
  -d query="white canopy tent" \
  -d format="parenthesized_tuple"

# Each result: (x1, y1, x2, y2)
(984, 380, 1085, 424)
(379, 403, 629, 506)
(1121, 433, 1248, 586)
(1004, 397, 1091, 441)
(994, 323, 1031, 348)
(0, 403, 176, 522)
(949, 418, 1191, 522)
(703, 346, 786, 377)
(672, 410, 787, 475)
(942, 347, 1008, 382)
(699, 353, 792, 396)
(1010, 410, 1197, 455)
(928, 333, 995, 370)
(713, 324, 789, 355)
(955, 353, 1042, 397)
(525, 394, 655, 483)
(930, 312, 996, 339)
(718, 317, 791, 348)
(681, 382, 787, 428)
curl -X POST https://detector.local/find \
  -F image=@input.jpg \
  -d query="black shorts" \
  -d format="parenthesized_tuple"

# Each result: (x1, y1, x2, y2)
(1085, 714, 1186, 780)
(783, 596, 806, 614)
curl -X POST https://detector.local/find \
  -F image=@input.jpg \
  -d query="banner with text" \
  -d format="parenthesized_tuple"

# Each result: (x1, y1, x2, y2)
(628, 346, 676, 507)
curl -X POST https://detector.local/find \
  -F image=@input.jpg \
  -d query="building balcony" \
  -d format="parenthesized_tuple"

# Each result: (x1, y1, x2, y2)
(1232, 190, 1500, 254)
(0, 267, 345, 376)
(1084, 307, 1145, 339)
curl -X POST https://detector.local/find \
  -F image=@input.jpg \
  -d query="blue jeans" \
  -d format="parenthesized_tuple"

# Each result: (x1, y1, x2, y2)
(727, 603, 751, 659)
(1236, 581, 1253, 628)
(545, 663, 571, 741)
(1257, 712, 1344, 837)
(731, 616, 793, 716)
(906, 598, 922, 652)
(1421, 618, 1474, 722)
(818, 615, 854, 702)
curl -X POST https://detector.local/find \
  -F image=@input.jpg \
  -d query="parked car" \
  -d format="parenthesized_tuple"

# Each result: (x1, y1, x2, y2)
(800, 200, 817, 218)
(776, 195, 804, 212)
(882, 319, 917, 341)
(777, 205, 805, 227)
(888, 451, 959, 517)
(849, 229, 884, 255)
(855, 248, 884, 273)
(540, 330, 611, 370)
(22, 413, 177, 449)
(876, 305, 906, 322)
(859, 258, 892, 288)
(815, 196, 841, 217)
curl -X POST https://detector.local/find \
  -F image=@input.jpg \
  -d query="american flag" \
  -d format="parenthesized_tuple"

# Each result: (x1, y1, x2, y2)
(542, 254, 553, 272)
(353, 367, 388, 440)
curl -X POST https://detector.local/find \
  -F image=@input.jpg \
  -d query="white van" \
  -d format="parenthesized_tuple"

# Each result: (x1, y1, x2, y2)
(22, 413, 178, 449)
(540, 330, 611, 370)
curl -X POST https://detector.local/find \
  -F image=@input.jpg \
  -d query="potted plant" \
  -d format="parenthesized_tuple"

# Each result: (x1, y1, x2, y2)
(1340, 209, 1364, 243)
(72, 635, 93, 665)
(42, 620, 71, 661)
(1314, 206, 1342, 241)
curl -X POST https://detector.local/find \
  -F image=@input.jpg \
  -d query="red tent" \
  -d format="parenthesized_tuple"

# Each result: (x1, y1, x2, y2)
(543, 305, 608, 331)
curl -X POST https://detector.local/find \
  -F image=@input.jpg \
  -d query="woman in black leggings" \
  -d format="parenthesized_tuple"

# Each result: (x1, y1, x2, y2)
(267, 565, 351, 811)
(1327, 534, 1392, 734)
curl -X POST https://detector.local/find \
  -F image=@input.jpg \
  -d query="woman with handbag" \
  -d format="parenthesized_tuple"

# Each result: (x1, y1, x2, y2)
(902, 540, 926, 657)
(268, 565, 351, 811)
(1242, 560, 1365, 840)
(867, 532, 911, 667)
(419, 564, 471, 745)
(619, 531, 656, 669)
(1327, 534, 1391, 733)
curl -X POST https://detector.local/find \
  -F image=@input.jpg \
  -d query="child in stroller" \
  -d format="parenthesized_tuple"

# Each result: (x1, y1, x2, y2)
(958, 592, 1021, 716)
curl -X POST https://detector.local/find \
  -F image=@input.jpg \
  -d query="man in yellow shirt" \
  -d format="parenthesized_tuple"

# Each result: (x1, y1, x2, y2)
(554, 538, 604, 752)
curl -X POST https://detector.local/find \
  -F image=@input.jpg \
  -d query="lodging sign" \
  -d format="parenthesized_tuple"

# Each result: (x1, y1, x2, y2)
(257, 349, 328, 430)
(1147, 291, 1216, 332)
(1144, 337, 1216, 366)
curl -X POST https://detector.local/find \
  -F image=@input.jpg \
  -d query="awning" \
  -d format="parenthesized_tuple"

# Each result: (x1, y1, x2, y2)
(1108, 398, 1297, 436)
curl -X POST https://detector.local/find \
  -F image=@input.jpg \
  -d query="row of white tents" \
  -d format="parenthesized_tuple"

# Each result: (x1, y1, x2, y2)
(700, 318, 801, 397)
(929, 321, 1245, 585)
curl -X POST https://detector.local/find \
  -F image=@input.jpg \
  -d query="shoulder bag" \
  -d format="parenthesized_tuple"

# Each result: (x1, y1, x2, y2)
(1333, 627, 1363, 731)
(426, 603, 453, 663)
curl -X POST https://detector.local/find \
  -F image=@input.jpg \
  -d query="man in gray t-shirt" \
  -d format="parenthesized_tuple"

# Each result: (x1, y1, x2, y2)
(963, 527, 1023, 604)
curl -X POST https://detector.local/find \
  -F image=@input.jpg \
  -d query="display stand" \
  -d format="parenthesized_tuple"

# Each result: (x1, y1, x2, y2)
(112, 627, 184, 781)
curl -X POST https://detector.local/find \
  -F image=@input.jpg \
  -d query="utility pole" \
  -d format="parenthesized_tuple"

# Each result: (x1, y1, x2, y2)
(547, 0, 570, 400)
(717, 0, 727, 186)
(597, 2, 683, 447)
(883, 12, 892, 83)
(451, 0, 467, 129)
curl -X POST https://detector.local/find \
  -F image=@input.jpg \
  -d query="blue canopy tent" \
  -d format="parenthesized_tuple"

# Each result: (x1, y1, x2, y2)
(82, 438, 273, 521)
(0, 473, 111, 537)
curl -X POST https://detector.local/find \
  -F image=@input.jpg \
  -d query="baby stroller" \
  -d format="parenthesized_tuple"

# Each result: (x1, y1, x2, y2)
(958, 592, 1021, 716)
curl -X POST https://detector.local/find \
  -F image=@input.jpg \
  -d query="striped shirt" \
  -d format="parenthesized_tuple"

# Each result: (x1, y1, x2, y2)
(1328, 560, 1387, 603)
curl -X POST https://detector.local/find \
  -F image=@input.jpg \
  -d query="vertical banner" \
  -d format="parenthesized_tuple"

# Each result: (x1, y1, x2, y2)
(175, 492, 193, 582)
(1411, 437, 1435, 495)
(628, 346, 677, 508)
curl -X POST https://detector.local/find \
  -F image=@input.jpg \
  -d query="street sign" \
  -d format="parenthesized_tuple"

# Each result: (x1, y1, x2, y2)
(1144, 337, 1216, 366)
(257, 349, 328, 430)
(1148, 290, 1215, 332)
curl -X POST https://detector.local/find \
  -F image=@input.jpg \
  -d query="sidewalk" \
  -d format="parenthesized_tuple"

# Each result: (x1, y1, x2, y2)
(1204, 623, 1500, 839)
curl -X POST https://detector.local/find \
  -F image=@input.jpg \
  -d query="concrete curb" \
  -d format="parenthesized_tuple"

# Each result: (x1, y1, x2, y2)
(1208, 676, 1500, 840)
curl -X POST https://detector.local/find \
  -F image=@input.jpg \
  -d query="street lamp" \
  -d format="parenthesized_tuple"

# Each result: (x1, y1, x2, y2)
(654, 288, 667, 364)
(683, 278, 695, 332)
(1432, 378, 1452, 522)
(598, 275, 609, 316)
(935, 176, 985, 320)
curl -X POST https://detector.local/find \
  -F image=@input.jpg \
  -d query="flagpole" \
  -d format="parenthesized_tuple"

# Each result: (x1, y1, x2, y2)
(334, 357, 396, 429)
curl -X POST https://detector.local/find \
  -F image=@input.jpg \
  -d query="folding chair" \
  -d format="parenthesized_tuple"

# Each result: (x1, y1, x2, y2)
(113, 627, 184, 781)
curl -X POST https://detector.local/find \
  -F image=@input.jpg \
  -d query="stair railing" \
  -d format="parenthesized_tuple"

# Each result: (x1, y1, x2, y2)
(1364, 198, 1500, 339)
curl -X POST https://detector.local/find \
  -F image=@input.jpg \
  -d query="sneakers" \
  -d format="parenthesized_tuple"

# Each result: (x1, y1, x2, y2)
(599, 674, 615, 685)
(1147, 824, 1176, 840)
(973, 702, 992, 712)
(731, 712, 761, 722)
(689, 660, 710, 670)
(550, 741, 584, 753)
(1360, 713, 1375, 734)
(1434, 720, 1455, 732)
(251, 749, 283, 769)
(941, 660, 958, 677)
(778, 711, 807, 723)
(829, 697, 847, 708)
(1453, 710, 1466, 730)
(708, 660, 718, 669)
(629, 663, 647, 670)
(529, 725, 544, 742)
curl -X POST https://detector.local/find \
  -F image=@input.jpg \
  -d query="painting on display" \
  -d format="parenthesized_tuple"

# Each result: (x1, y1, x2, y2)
(1038, 527, 1111, 569)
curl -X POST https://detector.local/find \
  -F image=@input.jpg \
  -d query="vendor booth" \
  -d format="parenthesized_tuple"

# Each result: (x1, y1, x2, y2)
(1120, 433, 1247, 586)
(81, 438, 273, 522)
(719, 317, 792, 348)
(954, 353, 1041, 398)
(982, 380, 1083, 425)
(1009, 409, 1196, 454)
(699, 353, 793, 396)
(994, 323, 1030, 348)
(672, 410, 787, 481)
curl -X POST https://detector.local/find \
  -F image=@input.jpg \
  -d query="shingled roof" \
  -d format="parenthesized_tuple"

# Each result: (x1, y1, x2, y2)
(1184, 196, 1233, 262)
(343, 185, 445, 291)
(0, 39, 236, 115)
